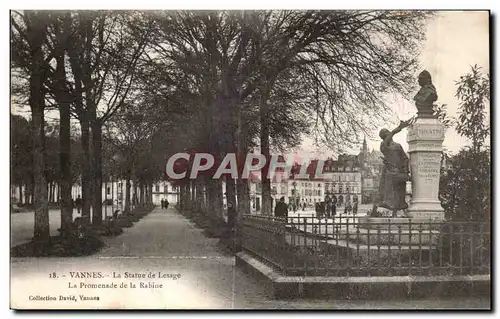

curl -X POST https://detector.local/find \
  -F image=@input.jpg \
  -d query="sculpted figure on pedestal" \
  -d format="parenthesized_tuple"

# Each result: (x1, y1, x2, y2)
(414, 70, 438, 118)
(371, 119, 413, 218)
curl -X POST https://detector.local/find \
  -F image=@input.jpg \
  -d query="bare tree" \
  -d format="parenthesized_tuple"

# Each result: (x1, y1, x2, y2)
(11, 10, 52, 241)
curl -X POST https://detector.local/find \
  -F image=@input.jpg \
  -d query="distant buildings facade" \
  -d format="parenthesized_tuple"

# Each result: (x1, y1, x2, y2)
(10, 180, 179, 209)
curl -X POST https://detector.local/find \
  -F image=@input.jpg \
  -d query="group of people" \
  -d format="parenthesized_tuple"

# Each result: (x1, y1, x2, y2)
(273, 195, 360, 220)
(160, 198, 169, 209)
(316, 195, 358, 218)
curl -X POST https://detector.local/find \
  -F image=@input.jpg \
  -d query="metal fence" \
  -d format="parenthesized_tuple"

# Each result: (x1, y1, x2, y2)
(240, 214, 490, 277)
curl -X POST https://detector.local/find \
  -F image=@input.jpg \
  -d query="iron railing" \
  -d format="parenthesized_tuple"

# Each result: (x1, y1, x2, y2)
(240, 214, 490, 277)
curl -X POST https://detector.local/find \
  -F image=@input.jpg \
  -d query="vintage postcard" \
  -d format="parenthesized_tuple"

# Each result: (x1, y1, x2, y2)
(10, 9, 491, 310)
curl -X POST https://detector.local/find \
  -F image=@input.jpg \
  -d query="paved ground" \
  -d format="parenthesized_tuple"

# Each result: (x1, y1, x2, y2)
(11, 205, 120, 248)
(10, 206, 491, 309)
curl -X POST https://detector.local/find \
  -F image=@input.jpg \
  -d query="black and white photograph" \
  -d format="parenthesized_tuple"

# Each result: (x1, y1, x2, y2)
(9, 8, 491, 310)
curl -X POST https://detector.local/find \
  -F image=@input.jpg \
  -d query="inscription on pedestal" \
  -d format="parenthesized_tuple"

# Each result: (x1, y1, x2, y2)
(407, 125, 445, 141)
(417, 153, 441, 183)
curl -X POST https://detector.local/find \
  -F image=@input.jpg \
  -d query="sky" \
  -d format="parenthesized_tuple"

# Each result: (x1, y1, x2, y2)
(299, 11, 490, 159)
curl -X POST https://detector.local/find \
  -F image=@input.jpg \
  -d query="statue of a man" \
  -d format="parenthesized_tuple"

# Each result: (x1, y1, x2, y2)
(373, 119, 413, 218)
(414, 70, 438, 118)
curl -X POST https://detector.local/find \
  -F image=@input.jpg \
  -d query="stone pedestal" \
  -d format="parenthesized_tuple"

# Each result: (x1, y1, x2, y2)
(406, 117, 446, 221)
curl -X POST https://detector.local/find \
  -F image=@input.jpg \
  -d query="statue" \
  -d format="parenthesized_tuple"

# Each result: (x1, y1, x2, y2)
(414, 70, 438, 118)
(371, 119, 413, 218)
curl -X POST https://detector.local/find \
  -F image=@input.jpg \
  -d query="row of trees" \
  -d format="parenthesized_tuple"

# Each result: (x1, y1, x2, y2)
(11, 11, 159, 240)
(11, 10, 434, 241)
(140, 11, 433, 228)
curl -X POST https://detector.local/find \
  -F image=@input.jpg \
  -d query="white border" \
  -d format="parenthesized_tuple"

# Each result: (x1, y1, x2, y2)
(3, 1, 497, 317)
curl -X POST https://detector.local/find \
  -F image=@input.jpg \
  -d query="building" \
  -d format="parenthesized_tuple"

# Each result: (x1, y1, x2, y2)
(322, 155, 362, 205)
(11, 180, 179, 208)
(358, 136, 384, 203)
(289, 178, 325, 207)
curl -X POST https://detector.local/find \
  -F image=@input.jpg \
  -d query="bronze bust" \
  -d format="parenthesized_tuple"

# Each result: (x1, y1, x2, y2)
(414, 70, 438, 118)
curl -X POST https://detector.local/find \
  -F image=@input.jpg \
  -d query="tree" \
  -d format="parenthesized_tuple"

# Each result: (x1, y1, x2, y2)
(45, 12, 74, 235)
(63, 11, 153, 226)
(438, 65, 491, 222)
(455, 65, 490, 153)
(11, 10, 52, 241)
(439, 149, 490, 222)
(244, 11, 432, 214)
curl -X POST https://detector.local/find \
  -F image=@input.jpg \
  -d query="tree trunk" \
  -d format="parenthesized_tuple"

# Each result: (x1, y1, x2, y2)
(30, 180, 35, 205)
(27, 12, 50, 241)
(125, 173, 131, 214)
(149, 183, 153, 205)
(92, 122, 103, 226)
(236, 111, 251, 218)
(207, 179, 223, 220)
(179, 183, 185, 212)
(80, 118, 92, 223)
(196, 180, 204, 212)
(226, 177, 237, 226)
(260, 91, 272, 216)
(52, 183, 56, 203)
(133, 179, 139, 209)
(48, 182, 53, 203)
(111, 179, 115, 213)
(31, 105, 49, 241)
(140, 181, 145, 206)
(18, 185, 23, 205)
(191, 181, 196, 209)
(185, 182, 191, 210)
(236, 179, 250, 216)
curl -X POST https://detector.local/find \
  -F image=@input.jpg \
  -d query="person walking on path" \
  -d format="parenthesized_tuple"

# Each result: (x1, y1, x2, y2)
(325, 194, 332, 218)
(345, 201, 352, 215)
(332, 195, 337, 216)
(274, 196, 288, 220)
(75, 195, 82, 215)
(161, 199, 165, 209)
(164, 199, 169, 209)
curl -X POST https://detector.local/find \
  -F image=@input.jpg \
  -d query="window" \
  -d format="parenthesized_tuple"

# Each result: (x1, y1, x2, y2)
(155, 184, 160, 192)
(339, 185, 343, 193)
(107, 187, 111, 195)
(318, 183, 321, 188)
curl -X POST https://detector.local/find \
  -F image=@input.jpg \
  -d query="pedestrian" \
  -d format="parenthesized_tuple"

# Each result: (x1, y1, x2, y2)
(331, 195, 337, 216)
(274, 196, 288, 220)
(165, 199, 169, 209)
(302, 202, 306, 211)
(325, 195, 332, 218)
(75, 195, 82, 215)
(353, 201, 358, 215)
(160, 198, 164, 209)
(345, 201, 352, 215)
